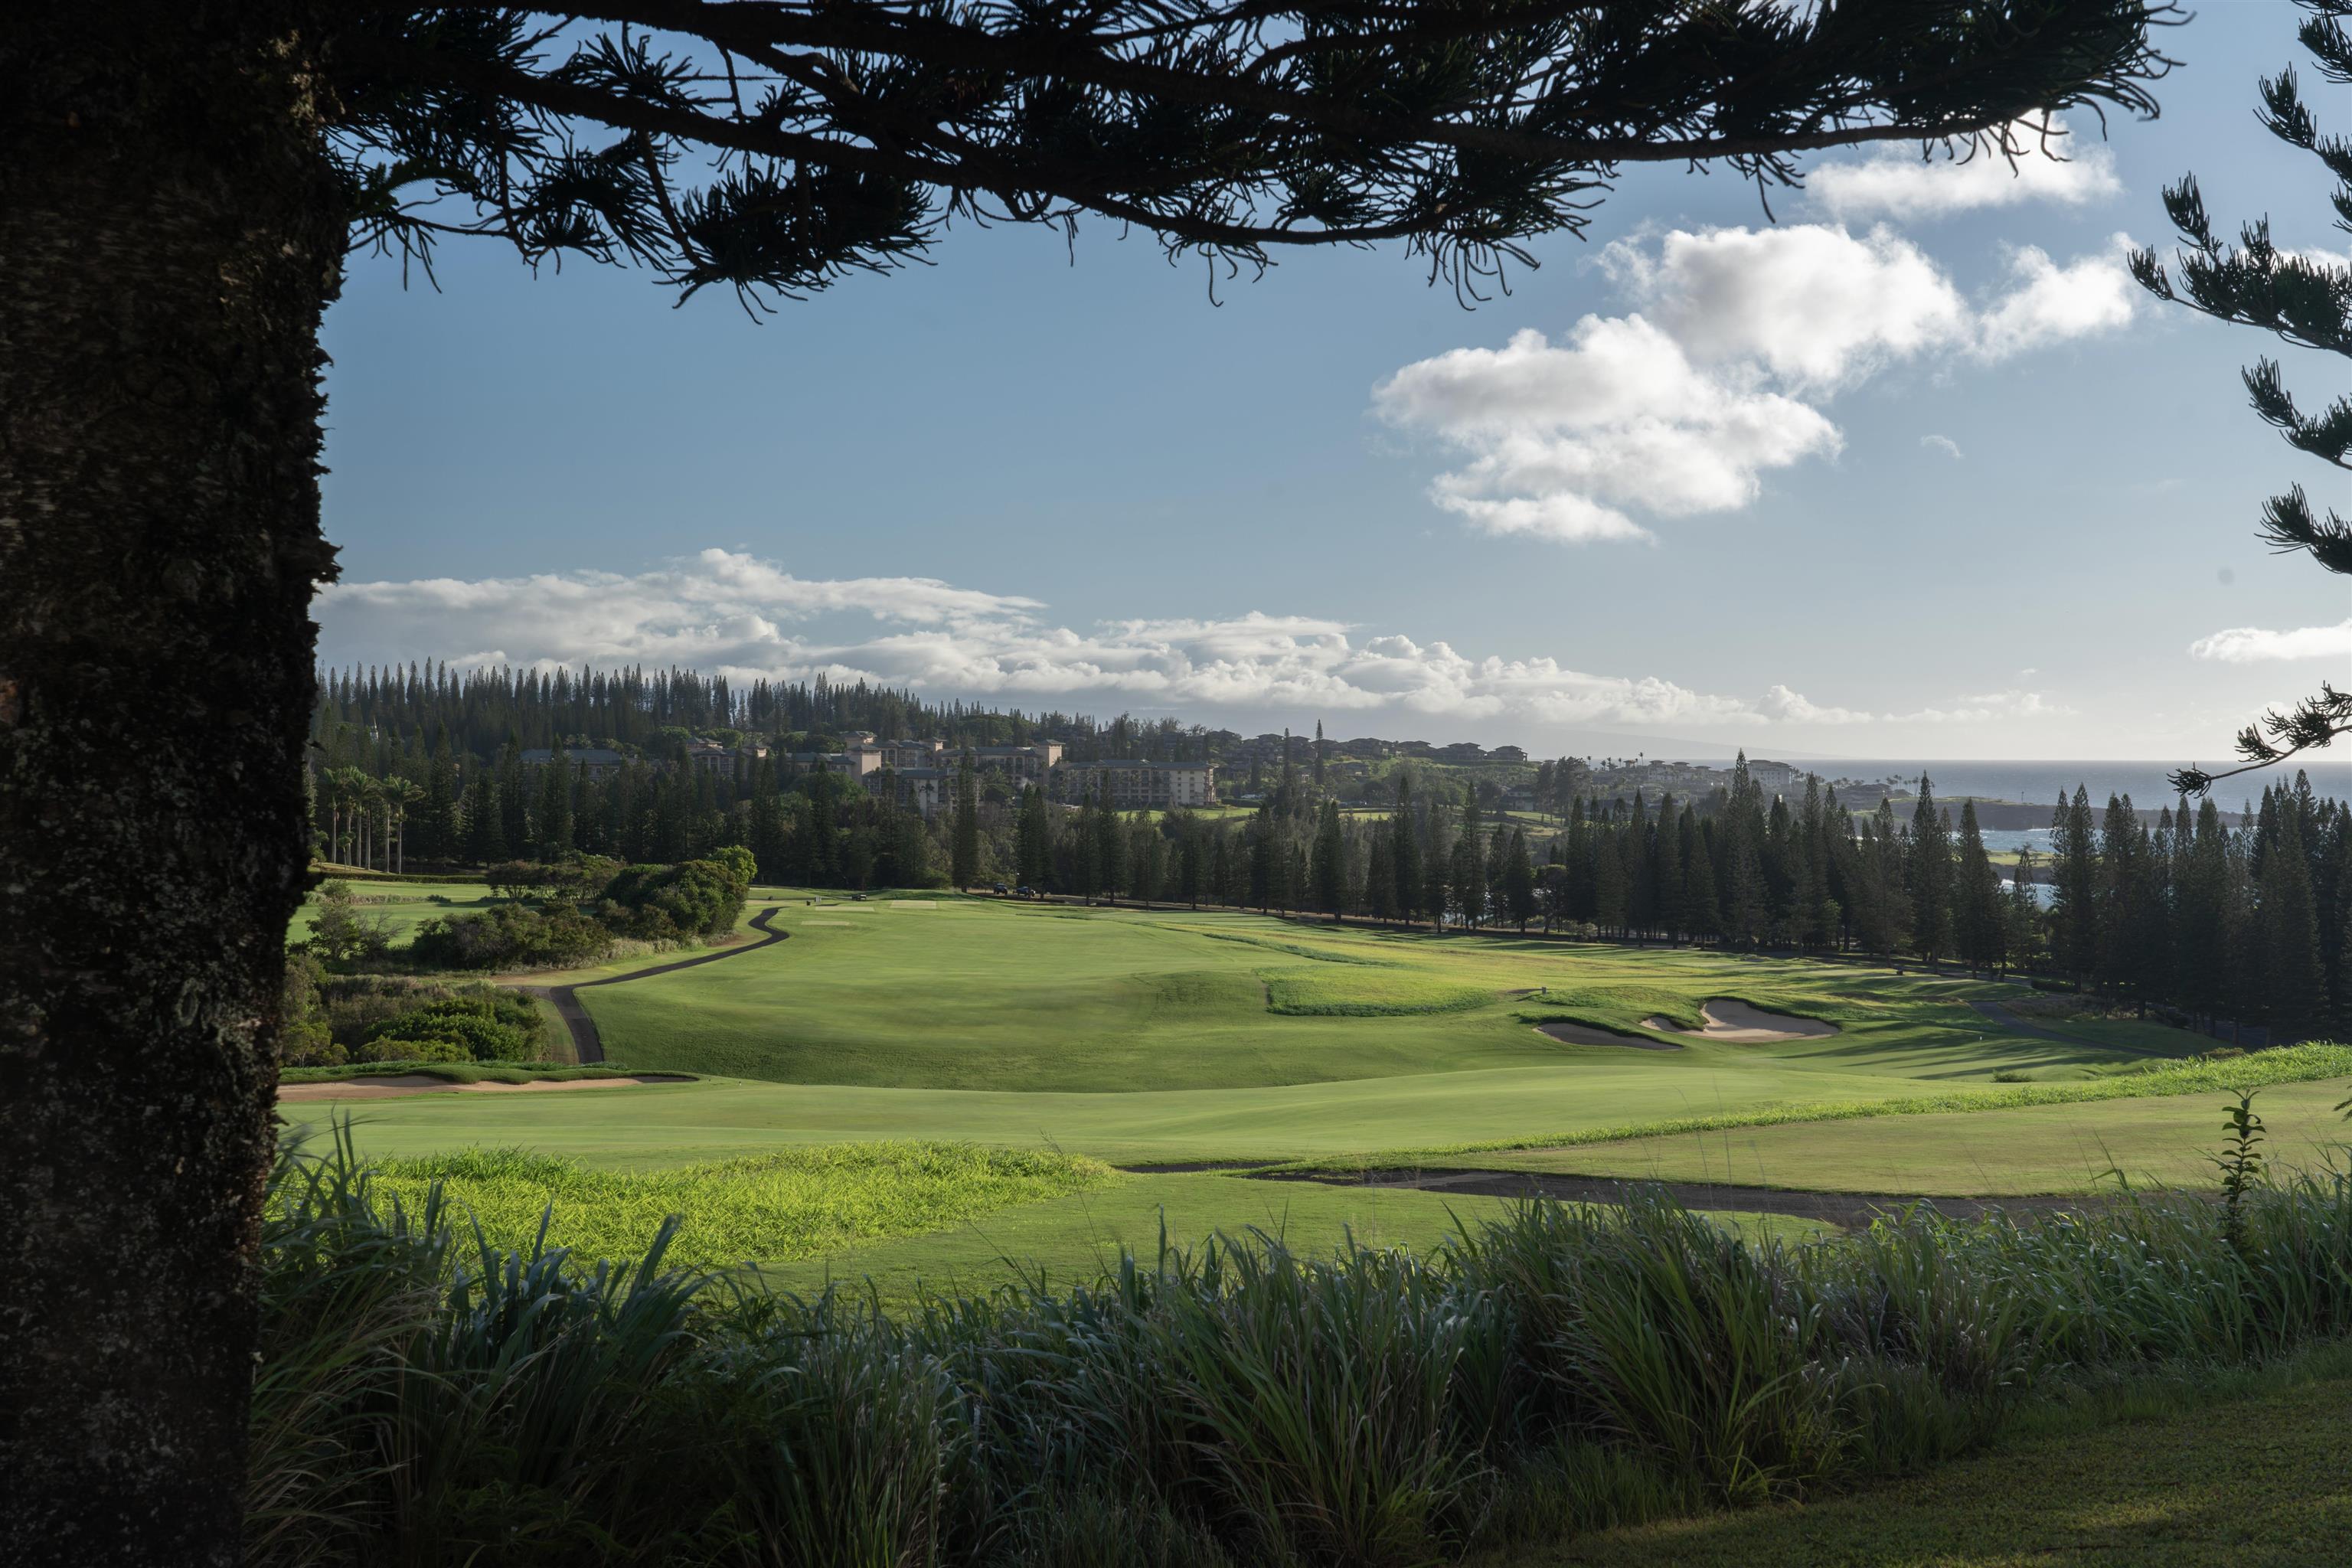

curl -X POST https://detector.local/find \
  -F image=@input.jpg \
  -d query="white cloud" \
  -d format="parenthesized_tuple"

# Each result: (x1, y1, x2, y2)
(2188, 619, 2352, 663)
(1377, 222, 2137, 544)
(1921, 434, 1964, 459)
(1809, 115, 2122, 222)
(315, 550, 2050, 736)
(1378, 318, 1841, 540)
(1972, 236, 2141, 361)
(1597, 224, 1966, 392)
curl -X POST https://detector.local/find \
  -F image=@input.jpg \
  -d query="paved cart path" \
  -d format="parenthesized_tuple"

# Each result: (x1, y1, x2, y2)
(510, 903, 789, 1064)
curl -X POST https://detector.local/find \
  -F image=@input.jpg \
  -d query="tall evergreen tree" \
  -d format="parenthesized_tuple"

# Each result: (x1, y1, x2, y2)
(1018, 786, 1052, 890)
(2261, 808, 2328, 1037)
(1388, 773, 1421, 924)
(1502, 827, 1538, 933)
(1907, 779, 1954, 965)
(1311, 799, 1346, 918)
(1953, 799, 2004, 975)
(950, 750, 980, 889)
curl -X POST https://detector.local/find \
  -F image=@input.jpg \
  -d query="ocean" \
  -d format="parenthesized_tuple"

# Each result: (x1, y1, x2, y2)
(1779, 758, 2352, 813)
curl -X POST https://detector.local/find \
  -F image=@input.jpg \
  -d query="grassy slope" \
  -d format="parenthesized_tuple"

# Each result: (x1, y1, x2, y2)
(580, 898, 2206, 1093)
(1513, 1372, 2352, 1567)
(1455, 1076, 2352, 1195)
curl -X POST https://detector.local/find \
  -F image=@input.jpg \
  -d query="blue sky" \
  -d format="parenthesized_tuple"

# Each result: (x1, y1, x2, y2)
(315, 3, 2349, 763)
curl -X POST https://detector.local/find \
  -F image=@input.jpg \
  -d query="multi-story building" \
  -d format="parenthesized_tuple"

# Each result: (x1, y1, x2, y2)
(968, 740, 1063, 785)
(684, 738, 768, 775)
(780, 748, 881, 779)
(1056, 759, 1216, 809)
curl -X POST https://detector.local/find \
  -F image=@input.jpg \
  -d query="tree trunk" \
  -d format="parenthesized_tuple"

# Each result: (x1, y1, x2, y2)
(1, 7, 341, 1564)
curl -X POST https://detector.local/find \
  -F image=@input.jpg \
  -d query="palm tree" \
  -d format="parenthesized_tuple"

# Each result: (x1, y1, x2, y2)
(383, 776, 423, 875)
(324, 766, 367, 866)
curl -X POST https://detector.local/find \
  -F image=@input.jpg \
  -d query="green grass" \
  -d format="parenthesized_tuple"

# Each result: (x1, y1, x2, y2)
(289, 878, 504, 943)
(1509, 1367, 2352, 1566)
(577, 897, 2210, 1094)
(368, 1142, 1113, 1270)
(279, 893, 2341, 1298)
(1262, 965, 1495, 1015)
(279, 1061, 684, 1086)
(1447, 1074, 2352, 1196)
(760, 1169, 1834, 1305)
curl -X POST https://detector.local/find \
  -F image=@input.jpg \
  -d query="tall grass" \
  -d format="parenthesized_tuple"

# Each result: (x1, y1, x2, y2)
(252, 1125, 2352, 1567)
(370, 1143, 1115, 1269)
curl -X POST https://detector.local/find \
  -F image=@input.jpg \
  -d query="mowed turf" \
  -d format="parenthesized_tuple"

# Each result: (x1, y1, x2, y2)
(289, 878, 504, 942)
(578, 897, 2207, 1093)
(759, 1172, 1829, 1307)
(1455, 1075, 2352, 1195)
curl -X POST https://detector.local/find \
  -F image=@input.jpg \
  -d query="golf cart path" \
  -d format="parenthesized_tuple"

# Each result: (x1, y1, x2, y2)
(510, 903, 789, 1064)
(1968, 998, 2168, 1057)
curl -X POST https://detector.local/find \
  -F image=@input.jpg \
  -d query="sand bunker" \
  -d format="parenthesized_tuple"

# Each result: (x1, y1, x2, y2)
(1535, 1021, 1681, 1051)
(279, 1073, 689, 1101)
(1639, 999, 1839, 1043)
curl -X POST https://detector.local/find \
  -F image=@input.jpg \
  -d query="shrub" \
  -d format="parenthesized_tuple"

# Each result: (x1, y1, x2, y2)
(252, 1119, 2352, 1568)
(279, 954, 345, 1068)
(598, 855, 750, 940)
(362, 996, 539, 1063)
(363, 1036, 471, 1064)
(305, 880, 393, 967)
(409, 903, 614, 970)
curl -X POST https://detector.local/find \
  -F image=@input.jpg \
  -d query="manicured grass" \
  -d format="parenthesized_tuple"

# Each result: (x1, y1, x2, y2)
(289, 878, 503, 942)
(579, 897, 2208, 1093)
(279, 1061, 682, 1085)
(1509, 1370, 2352, 1566)
(1452, 1075, 2352, 1195)
(368, 1142, 1113, 1270)
(763, 1171, 1830, 1306)
(285, 1044, 2350, 1175)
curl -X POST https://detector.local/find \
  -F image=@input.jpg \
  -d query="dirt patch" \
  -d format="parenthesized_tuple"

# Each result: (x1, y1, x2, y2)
(1642, 998, 1839, 1043)
(1535, 1021, 1680, 1051)
(279, 1073, 691, 1101)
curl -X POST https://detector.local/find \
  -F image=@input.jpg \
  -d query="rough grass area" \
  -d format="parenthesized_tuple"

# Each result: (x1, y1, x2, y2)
(370, 1142, 1116, 1268)
(1517, 1364, 2352, 1566)
(279, 1061, 681, 1086)
(1262, 966, 1496, 1016)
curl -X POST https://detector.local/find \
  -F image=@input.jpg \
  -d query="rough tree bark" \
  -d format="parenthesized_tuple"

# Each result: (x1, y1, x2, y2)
(1, 5, 340, 1562)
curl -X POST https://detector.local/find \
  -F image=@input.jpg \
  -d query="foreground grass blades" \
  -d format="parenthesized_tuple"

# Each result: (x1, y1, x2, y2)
(253, 1130, 2352, 1568)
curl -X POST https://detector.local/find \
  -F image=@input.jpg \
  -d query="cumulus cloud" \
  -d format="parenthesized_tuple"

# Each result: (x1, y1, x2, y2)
(1378, 318, 1839, 541)
(1808, 116, 2122, 222)
(1921, 434, 1964, 459)
(315, 550, 2050, 734)
(1375, 220, 2138, 544)
(2188, 619, 2352, 663)
(1972, 235, 2141, 361)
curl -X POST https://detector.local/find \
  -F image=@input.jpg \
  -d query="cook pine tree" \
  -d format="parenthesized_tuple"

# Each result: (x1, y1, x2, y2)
(4, 5, 2180, 1562)
(2132, 0, 2352, 793)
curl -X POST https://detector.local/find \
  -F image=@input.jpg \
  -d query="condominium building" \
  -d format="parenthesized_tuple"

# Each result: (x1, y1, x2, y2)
(1056, 759, 1217, 809)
